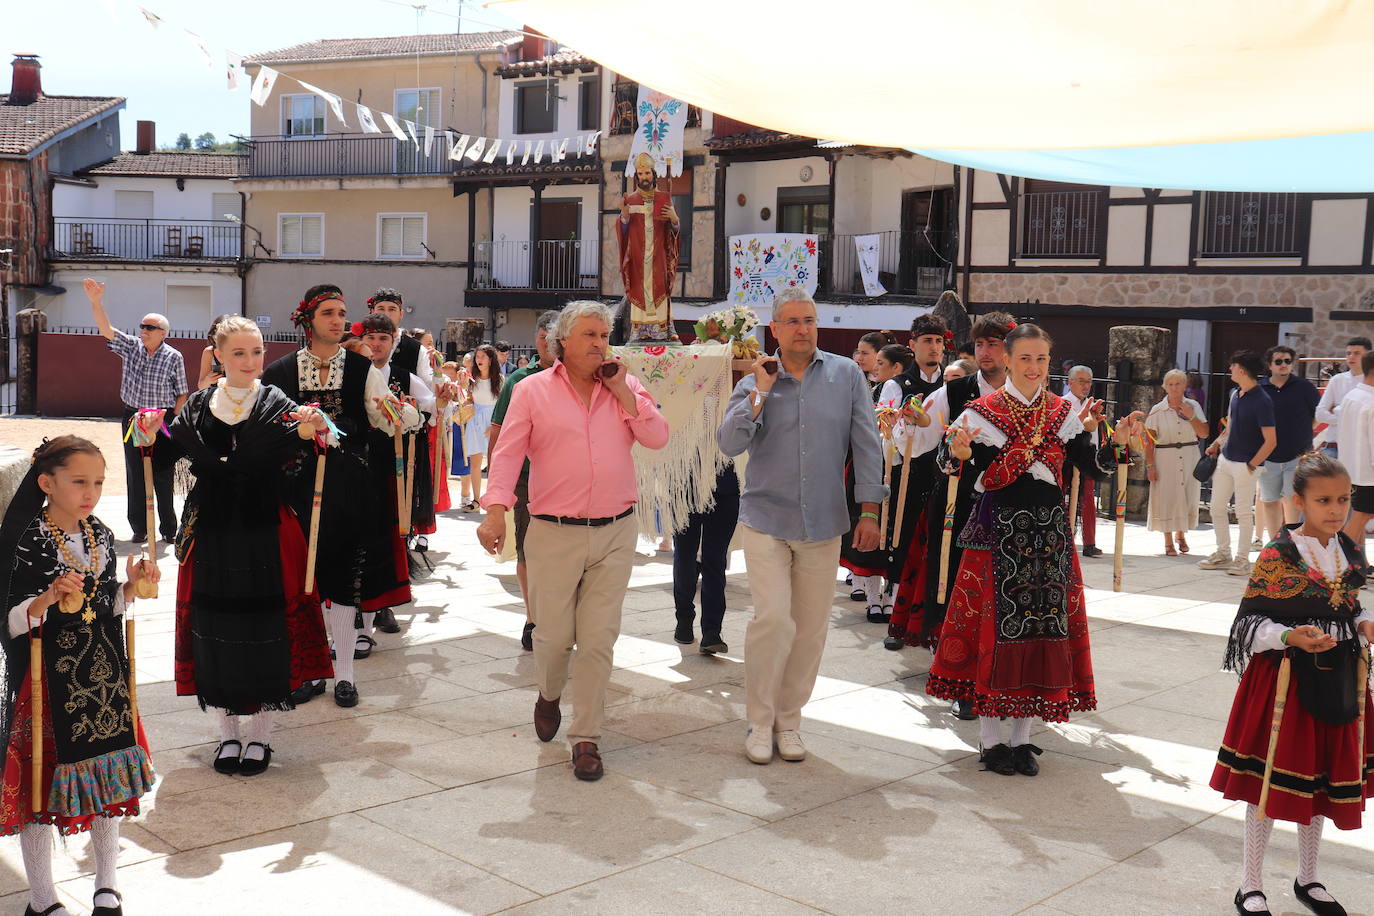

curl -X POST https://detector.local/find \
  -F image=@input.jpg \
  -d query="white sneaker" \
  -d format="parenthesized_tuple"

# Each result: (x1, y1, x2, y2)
(775, 730, 807, 762)
(1227, 558, 1252, 577)
(1197, 550, 1232, 570)
(745, 726, 773, 765)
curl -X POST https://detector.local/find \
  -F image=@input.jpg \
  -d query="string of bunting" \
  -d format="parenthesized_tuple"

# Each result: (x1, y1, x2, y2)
(104, 0, 603, 167)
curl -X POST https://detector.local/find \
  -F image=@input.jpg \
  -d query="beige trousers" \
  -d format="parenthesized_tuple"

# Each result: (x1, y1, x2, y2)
(740, 525, 843, 733)
(526, 515, 636, 744)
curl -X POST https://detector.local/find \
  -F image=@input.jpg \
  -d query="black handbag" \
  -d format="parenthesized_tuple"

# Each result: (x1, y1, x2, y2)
(1192, 447, 1217, 483)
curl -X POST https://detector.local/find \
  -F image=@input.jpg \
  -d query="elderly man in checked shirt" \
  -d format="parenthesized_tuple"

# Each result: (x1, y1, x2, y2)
(478, 301, 669, 782)
(85, 278, 188, 543)
(719, 287, 887, 766)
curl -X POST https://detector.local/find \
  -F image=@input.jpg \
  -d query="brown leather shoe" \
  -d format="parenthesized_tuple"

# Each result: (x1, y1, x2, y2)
(572, 742, 603, 781)
(533, 694, 561, 742)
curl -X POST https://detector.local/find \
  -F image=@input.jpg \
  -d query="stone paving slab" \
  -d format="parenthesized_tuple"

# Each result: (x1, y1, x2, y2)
(0, 417, 1355, 914)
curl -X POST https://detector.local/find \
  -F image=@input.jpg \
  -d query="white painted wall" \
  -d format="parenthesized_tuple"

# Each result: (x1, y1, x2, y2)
(1308, 198, 1365, 266)
(496, 71, 602, 146)
(723, 156, 829, 238)
(39, 267, 241, 333)
(489, 185, 599, 288)
(53, 176, 240, 222)
(1151, 204, 1192, 266)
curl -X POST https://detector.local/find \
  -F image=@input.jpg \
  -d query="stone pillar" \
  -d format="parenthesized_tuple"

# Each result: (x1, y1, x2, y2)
(16, 307, 46, 415)
(1106, 325, 1172, 519)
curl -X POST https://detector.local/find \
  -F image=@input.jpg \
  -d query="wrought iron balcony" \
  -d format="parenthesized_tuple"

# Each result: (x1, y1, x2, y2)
(1020, 189, 1103, 258)
(1198, 191, 1300, 257)
(245, 133, 451, 179)
(49, 217, 241, 261)
(471, 239, 599, 291)
(816, 229, 952, 298)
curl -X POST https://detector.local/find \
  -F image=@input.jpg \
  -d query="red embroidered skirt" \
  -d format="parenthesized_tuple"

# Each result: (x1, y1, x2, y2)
(1210, 650, 1374, 829)
(926, 545, 1096, 721)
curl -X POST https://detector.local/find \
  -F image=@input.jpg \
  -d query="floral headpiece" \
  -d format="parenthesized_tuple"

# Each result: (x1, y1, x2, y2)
(367, 291, 403, 308)
(943, 330, 954, 343)
(350, 322, 365, 337)
(290, 292, 344, 330)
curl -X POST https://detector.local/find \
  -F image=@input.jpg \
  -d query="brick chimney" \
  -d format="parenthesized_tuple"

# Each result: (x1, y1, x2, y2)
(135, 120, 155, 154)
(520, 27, 547, 62)
(8, 54, 41, 106)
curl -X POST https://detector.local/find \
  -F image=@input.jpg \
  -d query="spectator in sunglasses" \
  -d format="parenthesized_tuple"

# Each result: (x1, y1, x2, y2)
(1257, 345, 1321, 543)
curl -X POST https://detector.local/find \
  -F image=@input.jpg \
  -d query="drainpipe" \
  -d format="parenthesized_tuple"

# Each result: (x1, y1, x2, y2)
(237, 190, 249, 317)
(473, 53, 490, 301)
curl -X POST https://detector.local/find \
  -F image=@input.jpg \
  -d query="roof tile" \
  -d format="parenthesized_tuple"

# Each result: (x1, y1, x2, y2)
(245, 31, 520, 65)
(80, 152, 246, 178)
(0, 95, 123, 157)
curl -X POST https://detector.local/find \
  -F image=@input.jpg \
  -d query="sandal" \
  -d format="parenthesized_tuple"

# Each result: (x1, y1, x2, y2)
(354, 634, 377, 659)
(866, 603, 885, 624)
(1176, 534, 1190, 554)
(1164, 540, 1178, 557)
(92, 886, 123, 916)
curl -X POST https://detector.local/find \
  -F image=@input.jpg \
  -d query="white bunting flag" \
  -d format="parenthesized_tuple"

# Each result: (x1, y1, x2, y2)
(379, 112, 410, 144)
(250, 66, 278, 107)
(185, 30, 214, 70)
(521, 141, 533, 165)
(532, 140, 546, 164)
(225, 50, 243, 91)
(464, 137, 487, 162)
(483, 138, 502, 163)
(584, 130, 601, 156)
(423, 125, 436, 156)
(137, 6, 162, 27)
(448, 133, 471, 161)
(506, 141, 517, 165)
(403, 120, 421, 148)
(552, 137, 570, 162)
(296, 80, 346, 127)
(356, 105, 381, 134)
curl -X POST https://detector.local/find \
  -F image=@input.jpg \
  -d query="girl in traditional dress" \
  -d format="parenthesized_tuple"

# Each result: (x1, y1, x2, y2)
(461, 344, 501, 511)
(1143, 368, 1210, 555)
(1211, 453, 1373, 916)
(169, 317, 334, 775)
(928, 323, 1138, 776)
(0, 436, 158, 916)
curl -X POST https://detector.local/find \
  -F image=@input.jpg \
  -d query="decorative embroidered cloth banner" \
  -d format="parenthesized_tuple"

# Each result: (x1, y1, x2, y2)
(727, 234, 819, 307)
(854, 234, 887, 297)
(609, 343, 734, 537)
(626, 86, 689, 177)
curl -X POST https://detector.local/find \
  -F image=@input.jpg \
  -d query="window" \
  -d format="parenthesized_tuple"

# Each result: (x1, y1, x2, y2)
(114, 190, 153, 219)
(578, 77, 601, 131)
(1020, 178, 1104, 258)
(395, 88, 440, 128)
(279, 214, 323, 258)
(212, 192, 240, 221)
(282, 94, 326, 138)
(515, 83, 558, 134)
(776, 186, 830, 234)
(610, 80, 637, 135)
(378, 213, 426, 259)
(1198, 192, 1300, 257)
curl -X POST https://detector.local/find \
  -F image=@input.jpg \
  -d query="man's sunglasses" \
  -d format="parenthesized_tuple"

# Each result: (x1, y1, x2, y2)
(139, 323, 165, 332)
(1271, 358, 1293, 365)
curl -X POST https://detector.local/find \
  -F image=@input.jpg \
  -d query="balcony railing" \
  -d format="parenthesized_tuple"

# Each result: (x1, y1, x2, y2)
(1021, 189, 1103, 257)
(49, 218, 240, 261)
(246, 133, 451, 179)
(1198, 191, 1300, 257)
(471, 239, 599, 291)
(816, 229, 952, 297)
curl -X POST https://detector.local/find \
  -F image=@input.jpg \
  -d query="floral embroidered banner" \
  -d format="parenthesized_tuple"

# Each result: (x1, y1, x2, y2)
(854, 233, 887, 296)
(727, 234, 819, 306)
(626, 86, 689, 177)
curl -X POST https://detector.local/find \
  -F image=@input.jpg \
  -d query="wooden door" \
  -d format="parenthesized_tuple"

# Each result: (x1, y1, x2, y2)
(534, 199, 581, 289)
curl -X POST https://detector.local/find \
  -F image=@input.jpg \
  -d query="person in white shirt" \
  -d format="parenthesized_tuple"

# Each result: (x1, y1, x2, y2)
(1314, 336, 1372, 456)
(1336, 350, 1374, 549)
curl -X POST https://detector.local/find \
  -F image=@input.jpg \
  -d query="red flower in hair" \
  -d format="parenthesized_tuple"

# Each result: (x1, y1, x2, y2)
(1007, 320, 1018, 330)
(943, 330, 954, 343)
(351, 322, 365, 337)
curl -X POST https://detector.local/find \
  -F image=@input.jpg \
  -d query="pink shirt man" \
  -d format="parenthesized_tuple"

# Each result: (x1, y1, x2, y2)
(482, 360, 670, 518)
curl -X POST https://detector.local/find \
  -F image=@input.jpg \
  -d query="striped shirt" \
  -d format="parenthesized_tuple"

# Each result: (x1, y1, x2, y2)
(108, 330, 188, 409)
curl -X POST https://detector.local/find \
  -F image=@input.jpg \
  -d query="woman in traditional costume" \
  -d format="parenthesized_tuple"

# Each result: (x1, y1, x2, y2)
(0, 436, 158, 916)
(169, 317, 334, 775)
(926, 323, 1137, 776)
(1211, 453, 1373, 916)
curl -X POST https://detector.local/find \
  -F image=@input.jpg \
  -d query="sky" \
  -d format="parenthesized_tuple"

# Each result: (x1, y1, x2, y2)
(9, 0, 524, 147)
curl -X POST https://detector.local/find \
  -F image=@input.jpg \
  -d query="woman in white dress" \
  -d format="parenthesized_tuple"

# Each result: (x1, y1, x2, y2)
(461, 344, 501, 511)
(1143, 369, 1211, 555)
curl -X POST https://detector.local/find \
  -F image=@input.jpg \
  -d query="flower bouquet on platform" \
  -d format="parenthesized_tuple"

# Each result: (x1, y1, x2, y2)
(694, 306, 761, 359)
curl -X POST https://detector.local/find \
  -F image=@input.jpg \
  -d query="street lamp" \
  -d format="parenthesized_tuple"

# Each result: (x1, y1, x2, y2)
(225, 214, 273, 257)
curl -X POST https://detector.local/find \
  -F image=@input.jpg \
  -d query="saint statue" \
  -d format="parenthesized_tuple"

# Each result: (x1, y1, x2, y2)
(617, 152, 681, 342)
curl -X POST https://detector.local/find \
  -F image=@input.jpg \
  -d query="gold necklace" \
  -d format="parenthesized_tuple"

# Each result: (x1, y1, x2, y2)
(44, 509, 100, 623)
(219, 379, 259, 421)
(1001, 387, 1051, 447)
(1300, 531, 1350, 609)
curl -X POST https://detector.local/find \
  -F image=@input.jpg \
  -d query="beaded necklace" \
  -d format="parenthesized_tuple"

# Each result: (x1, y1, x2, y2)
(43, 509, 101, 624)
(1298, 528, 1353, 609)
(1000, 386, 1052, 447)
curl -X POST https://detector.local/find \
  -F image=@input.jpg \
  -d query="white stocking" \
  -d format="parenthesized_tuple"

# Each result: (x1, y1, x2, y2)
(863, 576, 883, 606)
(19, 823, 60, 912)
(1297, 816, 1334, 901)
(214, 708, 239, 743)
(328, 603, 357, 683)
(978, 716, 1003, 749)
(1009, 717, 1033, 748)
(90, 816, 120, 909)
(362, 611, 376, 634)
(243, 711, 275, 762)
(1240, 804, 1274, 907)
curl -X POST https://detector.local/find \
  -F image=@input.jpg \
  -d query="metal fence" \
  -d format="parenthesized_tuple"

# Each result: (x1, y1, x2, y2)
(246, 134, 451, 178)
(45, 324, 302, 343)
(50, 218, 240, 260)
(1197, 192, 1300, 257)
(1021, 190, 1103, 257)
(471, 240, 599, 291)
(819, 229, 951, 297)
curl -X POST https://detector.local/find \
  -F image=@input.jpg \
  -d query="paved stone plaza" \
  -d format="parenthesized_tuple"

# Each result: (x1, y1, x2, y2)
(1, 417, 1370, 915)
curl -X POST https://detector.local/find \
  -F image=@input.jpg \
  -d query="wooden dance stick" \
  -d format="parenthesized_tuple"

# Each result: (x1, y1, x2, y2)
(403, 429, 416, 534)
(878, 432, 894, 551)
(126, 614, 139, 728)
(303, 446, 327, 593)
(1067, 467, 1081, 535)
(891, 424, 917, 549)
(935, 471, 960, 605)
(1357, 645, 1370, 803)
(29, 627, 42, 814)
(393, 428, 406, 536)
(139, 450, 159, 598)
(433, 400, 448, 508)
(1111, 460, 1128, 592)
(1257, 651, 1293, 817)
